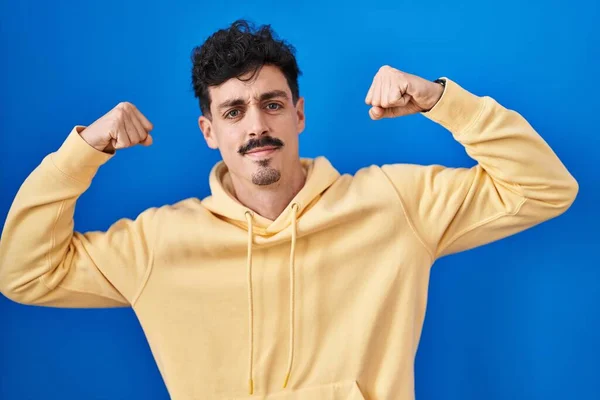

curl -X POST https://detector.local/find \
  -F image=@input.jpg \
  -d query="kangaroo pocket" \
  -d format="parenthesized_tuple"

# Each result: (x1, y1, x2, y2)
(227, 380, 366, 400)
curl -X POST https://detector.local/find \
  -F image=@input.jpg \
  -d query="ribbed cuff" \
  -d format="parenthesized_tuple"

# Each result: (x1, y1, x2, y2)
(50, 126, 114, 185)
(421, 77, 486, 136)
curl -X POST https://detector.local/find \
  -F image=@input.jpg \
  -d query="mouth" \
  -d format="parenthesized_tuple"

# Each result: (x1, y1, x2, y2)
(244, 146, 281, 158)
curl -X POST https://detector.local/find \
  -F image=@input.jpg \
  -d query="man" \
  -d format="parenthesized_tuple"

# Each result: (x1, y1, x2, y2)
(0, 19, 578, 400)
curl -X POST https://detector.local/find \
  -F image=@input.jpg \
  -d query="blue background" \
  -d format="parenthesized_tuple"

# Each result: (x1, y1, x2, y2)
(1, 1, 598, 399)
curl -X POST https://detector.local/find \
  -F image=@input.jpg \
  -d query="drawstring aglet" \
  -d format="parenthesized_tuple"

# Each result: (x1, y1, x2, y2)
(283, 372, 291, 389)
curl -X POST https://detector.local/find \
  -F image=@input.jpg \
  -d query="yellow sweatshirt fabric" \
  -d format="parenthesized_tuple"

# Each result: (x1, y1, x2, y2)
(0, 78, 578, 400)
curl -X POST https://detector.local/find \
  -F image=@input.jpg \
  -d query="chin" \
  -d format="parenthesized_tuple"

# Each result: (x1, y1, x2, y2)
(251, 162, 282, 186)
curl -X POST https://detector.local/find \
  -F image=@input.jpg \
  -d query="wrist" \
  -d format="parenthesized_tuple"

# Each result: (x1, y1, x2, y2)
(423, 79, 445, 112)
(79, 127, 114, 154)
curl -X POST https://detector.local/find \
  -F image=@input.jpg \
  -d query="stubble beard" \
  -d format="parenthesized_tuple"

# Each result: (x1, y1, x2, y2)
(251, 158, 281, 186)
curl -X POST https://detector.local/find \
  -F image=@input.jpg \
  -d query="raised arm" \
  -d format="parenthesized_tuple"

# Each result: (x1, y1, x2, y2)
(365, 66, 578, 260)
(0, 103, 158, 306)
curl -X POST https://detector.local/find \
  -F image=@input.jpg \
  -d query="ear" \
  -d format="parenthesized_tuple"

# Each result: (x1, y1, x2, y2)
(295, 97, 305, 134)
(198, 115, 218, 149)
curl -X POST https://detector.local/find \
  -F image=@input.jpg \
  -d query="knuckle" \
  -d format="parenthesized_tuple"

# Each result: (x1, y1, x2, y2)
(113, 108, 124, 119)
(118, 102, 132, 111)
(113, 107, 124, 118)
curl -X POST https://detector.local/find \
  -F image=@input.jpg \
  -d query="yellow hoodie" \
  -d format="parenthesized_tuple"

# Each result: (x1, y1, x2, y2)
(0, 78, 578, 400)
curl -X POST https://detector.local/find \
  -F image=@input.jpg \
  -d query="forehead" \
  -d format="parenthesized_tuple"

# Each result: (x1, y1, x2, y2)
(209, 65, 291, 104)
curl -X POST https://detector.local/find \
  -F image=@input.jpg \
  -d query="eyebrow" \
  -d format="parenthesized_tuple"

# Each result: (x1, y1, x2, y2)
(217, 90, 290, 111)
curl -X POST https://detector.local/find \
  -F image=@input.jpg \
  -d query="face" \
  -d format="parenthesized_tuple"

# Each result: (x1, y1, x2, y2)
(198, 65, 305, 187)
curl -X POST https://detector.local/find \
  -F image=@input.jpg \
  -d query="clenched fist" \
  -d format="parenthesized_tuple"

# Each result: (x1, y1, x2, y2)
(365, 66, 445, 120)
(80, 102, 154, 153)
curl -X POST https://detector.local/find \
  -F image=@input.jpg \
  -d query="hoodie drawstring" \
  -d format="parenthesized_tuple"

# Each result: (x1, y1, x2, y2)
(244, 210, 255, 395)
(284, 203, 299, 389)
(245, 203, 299, 395)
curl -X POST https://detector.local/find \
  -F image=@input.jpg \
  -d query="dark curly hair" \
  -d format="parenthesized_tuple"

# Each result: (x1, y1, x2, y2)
(191, 19, 302, 118)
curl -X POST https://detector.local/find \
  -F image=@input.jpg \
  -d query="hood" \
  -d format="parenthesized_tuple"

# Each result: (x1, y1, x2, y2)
(202, 156, 340, 238)
(201, 156, 340, 395)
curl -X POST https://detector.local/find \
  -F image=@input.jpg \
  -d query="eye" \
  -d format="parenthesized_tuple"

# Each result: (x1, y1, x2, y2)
(266, 103, 282, 110)
(225, 109, 241, 119)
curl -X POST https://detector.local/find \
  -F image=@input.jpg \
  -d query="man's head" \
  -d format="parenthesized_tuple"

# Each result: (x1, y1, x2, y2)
(191, 20, 305, 187)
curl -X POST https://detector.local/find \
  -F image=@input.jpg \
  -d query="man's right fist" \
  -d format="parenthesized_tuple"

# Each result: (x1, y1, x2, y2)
(80, 102, 154, 153)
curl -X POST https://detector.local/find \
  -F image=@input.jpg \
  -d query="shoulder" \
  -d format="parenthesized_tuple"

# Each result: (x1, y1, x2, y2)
(146, 197, 213, 225)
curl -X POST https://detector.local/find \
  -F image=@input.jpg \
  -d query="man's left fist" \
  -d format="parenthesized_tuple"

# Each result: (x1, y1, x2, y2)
(365, 65, 444, 120)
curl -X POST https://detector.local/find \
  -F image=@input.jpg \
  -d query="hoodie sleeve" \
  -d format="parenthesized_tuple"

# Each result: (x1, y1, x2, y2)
(0, 126, 157, 307)
(380, 78, 578, 261)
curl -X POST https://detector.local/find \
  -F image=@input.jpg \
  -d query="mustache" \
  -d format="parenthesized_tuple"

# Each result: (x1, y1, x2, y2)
(238, 136, 285, 154)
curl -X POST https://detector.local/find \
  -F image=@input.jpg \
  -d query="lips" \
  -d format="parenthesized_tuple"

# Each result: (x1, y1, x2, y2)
(244, 146, 281, 158)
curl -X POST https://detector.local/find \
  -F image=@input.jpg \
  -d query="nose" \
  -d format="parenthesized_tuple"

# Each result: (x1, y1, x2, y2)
(246, 105, 269, 138)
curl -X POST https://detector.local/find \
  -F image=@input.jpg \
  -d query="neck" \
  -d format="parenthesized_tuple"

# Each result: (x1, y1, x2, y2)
(230, 161, 307, 221)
